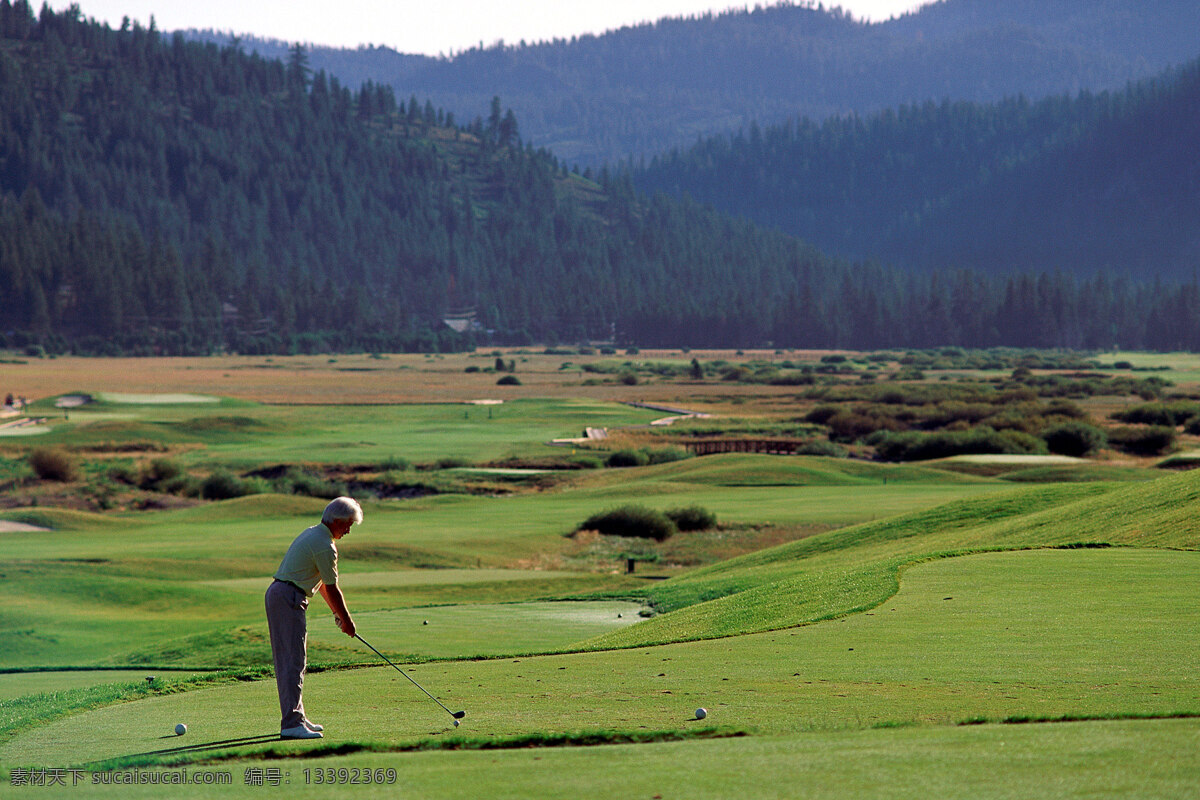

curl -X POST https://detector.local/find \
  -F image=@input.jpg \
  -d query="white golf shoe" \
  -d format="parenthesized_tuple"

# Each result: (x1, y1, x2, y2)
(280, 724, 322, 739)
(303, 718, 324, 732)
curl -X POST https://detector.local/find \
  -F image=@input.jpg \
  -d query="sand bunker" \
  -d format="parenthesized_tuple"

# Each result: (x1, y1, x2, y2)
(96, 392, 219, 404)
(54, 394, 91, 408)
(946, 454, 1084, 465)
(0, 521, 50, 532)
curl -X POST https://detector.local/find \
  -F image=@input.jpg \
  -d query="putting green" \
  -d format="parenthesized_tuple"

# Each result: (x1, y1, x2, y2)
(5, 548, 1196, 769)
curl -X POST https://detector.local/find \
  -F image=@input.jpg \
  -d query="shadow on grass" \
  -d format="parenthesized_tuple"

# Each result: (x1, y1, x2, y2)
(85, 733, 284, 768)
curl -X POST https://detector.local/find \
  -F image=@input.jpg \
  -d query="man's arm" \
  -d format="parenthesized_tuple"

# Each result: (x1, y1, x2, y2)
(316, 581, 355, 636)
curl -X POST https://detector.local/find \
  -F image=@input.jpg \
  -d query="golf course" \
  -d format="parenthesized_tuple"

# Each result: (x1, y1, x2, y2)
(1, 349, 1198, 798)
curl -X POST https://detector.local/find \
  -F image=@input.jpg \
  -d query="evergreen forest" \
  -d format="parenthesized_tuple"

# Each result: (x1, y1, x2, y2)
(633, 63, 1200, 279)
(4, 2, 1200, 354)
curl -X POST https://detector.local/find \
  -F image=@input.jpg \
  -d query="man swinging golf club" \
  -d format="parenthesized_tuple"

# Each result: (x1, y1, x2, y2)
(266, 496, 360, 739)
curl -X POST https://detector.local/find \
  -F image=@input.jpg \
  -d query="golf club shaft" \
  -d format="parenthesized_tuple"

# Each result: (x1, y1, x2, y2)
(355, 634, 460, 718)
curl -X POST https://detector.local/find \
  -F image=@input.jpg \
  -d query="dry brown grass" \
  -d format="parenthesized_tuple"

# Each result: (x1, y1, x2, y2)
(6, 351, 820, 406)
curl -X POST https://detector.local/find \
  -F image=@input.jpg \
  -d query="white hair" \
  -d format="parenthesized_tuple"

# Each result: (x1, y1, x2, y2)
(322, 496, 363, 527)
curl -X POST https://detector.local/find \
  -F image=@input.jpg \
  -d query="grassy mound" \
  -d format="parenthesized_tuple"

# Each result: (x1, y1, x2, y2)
(576, 454, 991, 490)
(581, 470, 1200, 647)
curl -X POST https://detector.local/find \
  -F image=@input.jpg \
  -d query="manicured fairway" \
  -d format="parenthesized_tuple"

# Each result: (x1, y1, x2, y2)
(306, 601, 648, 658)
(5, 548, 1195, 770)
(0, 671, 206, 702)
(20, 397, 665, 465)
(45, 719, 1198, 800)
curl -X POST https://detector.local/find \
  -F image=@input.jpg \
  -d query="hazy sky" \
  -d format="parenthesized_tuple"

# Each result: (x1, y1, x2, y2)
(51, 1, 930, 56)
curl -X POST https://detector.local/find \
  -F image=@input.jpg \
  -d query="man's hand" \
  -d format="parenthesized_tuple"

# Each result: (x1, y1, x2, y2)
(336, 614, 356, 637)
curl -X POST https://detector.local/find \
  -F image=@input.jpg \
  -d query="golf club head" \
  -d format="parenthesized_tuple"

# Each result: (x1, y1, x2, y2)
(452, 710, 466, 719)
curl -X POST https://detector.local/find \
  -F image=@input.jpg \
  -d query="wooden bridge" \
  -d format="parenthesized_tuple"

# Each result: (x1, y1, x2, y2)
(683, 438, 811, 456)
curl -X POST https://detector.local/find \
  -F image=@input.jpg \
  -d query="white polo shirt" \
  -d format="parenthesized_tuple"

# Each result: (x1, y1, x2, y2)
(273, 523, 339, 597)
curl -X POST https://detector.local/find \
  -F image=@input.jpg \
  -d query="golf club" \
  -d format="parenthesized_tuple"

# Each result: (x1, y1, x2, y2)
(354, 633, 466, 722)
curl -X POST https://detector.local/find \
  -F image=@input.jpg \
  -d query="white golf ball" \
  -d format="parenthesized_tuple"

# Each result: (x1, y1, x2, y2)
(452, 719, 460, 728)
(175, 723, 187, 736)
(694, 708, 707, 720)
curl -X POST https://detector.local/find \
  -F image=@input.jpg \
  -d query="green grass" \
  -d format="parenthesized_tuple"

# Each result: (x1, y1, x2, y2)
(306, 601, 648, 659)
(3, 549, 1195, 773)
(16, 398, 664, 466)
(0, 670, 207, 702)
(4, 384, 1199, 797)
(584, 468, 1200, 647)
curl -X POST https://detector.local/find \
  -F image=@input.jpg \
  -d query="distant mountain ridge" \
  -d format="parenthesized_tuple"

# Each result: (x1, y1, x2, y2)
(633, 59, 1200, 279)
(186, 0, 1200, 165)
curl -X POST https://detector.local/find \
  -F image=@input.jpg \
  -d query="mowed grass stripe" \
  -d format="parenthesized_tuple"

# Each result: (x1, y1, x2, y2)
(4, 549, 1195, 769)
(586, 471, 1200, 647)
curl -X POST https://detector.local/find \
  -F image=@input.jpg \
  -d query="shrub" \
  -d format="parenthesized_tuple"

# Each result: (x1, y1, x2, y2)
(644, 447, 692, 465)
(794, 440, 847, 457)
(570, 455, 603, 469)
(665, 505, 717, 531)
(29, 448, 80, 482)
(140, 457, 183, 490)
(1107, 426, 1177, 456)
(434, 456, 471, 470)
(379, 455, 411, 471)
(496, 375, 521, 385)
(108, 463, 139, 484)
(1111, 401, 1200, 427)
(276, 467, 345, 498)
(804, 405, 840, 425)
(871, 427, 1046, 462)
(201, 470, 259, 500)
(578, 506, 677, 541)
(619, 371, 639, 386)
(1041, 422, 1107, 457)
(606, 449, 650, 468)
(464, 366, 480, 373)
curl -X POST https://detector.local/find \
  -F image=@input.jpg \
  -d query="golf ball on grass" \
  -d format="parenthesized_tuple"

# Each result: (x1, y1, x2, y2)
(694, 708, 707, 720)
(175, 723, 187, 735)
(452, 719, 460, 727)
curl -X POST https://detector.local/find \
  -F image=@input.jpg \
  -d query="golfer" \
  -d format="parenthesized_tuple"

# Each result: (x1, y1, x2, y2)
(266, 496, 360, 739)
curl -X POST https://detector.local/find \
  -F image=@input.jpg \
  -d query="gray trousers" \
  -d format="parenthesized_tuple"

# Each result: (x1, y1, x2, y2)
(265, 580, 309, 730)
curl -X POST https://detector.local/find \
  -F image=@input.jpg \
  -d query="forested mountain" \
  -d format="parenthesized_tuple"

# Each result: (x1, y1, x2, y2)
(634, 62, 1200, 279)
(188, 0, 1200, 166)
(6, 2, 1200, 354)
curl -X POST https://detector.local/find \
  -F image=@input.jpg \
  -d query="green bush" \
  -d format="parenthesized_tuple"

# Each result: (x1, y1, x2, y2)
(1041, 422, 1107, 456)
(139, 457, 183, 490)
(1107, 426, 1177, 456)
(794, 439, 847, 457)
(379, 455, 411, 471)
(606, 449, 650, 468)
(870, 427, 1046, 462)
(496, 375, 522, 385)
(433, 456, 471, 470)
(1111, 401, 1200, 427)
(275, 467, 345, 498)
(201, 470, 259, 500)
(108, 462, 139, 484)
(644, 447, 692, 465)
(665, 505, 717, 531)
(578, 506, 677, 541)
(28, 448, 80, 482)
